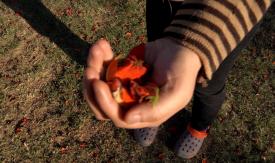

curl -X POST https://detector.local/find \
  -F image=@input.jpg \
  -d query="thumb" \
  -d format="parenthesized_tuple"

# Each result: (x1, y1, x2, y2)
(124, 90, 180, 126)
(124, 78, 194, 127)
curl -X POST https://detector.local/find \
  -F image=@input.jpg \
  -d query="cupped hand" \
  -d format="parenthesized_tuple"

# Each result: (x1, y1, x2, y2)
(83, 37, 201, 128)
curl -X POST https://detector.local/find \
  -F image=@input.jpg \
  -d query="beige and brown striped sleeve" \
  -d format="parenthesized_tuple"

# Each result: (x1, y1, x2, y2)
(164, 0, 273, 81)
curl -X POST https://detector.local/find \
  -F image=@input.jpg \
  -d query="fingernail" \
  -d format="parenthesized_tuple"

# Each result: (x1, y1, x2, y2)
(127, 114, 141, 124)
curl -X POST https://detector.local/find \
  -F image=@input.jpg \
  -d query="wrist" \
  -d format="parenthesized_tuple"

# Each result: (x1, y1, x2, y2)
(161, 37, 202, 71)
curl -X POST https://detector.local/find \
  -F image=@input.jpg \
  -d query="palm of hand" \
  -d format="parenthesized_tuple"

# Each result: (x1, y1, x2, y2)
(83, 38, 201, 128)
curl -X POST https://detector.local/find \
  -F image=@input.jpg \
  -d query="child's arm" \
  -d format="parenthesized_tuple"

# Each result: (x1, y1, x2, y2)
(165, 0, 273, 82)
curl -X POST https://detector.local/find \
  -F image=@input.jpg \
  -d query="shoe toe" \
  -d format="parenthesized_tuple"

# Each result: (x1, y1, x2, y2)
(134, 127, 159, 147)
(174, 130, 204, 159)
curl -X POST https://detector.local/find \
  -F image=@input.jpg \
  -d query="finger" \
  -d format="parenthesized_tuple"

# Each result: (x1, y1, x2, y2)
(84, 67, 100, 80)
(96, 39, 114, 62)
(87, 39, 114, 72)
(83, 68, 109, 120)
(92, 79, 128, 127)
(123, 93, 172, 126)
(124, 78, 193, 126)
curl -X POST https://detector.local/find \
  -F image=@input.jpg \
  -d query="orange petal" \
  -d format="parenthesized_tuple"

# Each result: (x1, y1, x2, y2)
(114, 62, 147, 81)
(120, 87, 135, 103)
(106, 59, 118, 81)
(128, 44, 145, 60)
(107, 78, 121, 92)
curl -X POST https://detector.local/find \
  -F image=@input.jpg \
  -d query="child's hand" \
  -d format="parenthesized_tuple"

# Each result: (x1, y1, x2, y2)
(83, 38, 201, 128)
(82, 39, 114, 120)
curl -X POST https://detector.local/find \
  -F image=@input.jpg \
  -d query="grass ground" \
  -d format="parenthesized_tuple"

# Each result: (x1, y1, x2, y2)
(0, 0, 274, 162)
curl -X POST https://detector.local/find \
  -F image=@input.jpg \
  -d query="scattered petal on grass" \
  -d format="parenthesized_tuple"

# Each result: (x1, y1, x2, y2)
(60, 147, 69, 154)
(21, 117, 29, 125)
(89, 151, 99, 158)
(15, 128, 21, 133)
(91, 25, 97, 32)
(79, 143, 87, 148)
(14, 117, 29, 133)
(65, 7, 73, 16)
(65, 100, 70, 106)
(202, 158, 207, 163)
(263, 73, 269, 80)
(271, 143, 275, 152)
(138, 35, 146, 42)
(125, 32, 132, 39)
(15, 11, 22, 16)
(157, 152, 165, 160)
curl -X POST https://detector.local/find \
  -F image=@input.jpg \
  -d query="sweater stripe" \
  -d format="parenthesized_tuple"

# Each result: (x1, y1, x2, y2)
(174, 14, 234, 50)
(243, 0, 258, 24)
(165, 0, 272, 80)
(237, 1, 254, 31)
(248, 0, 265, 21)
(256, 0, 267, 13)
(175, 11, 238, 49)
(177, 3, 242, 43)
(220, 0, 250, 33)
(165, 31, 216, 73)
(166, 26, 221, 66)
(170, 19, 229, 59)
(168, 23, 223, 62)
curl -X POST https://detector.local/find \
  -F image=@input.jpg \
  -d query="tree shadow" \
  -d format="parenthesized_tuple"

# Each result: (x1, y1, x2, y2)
(2, 0, 90, 66)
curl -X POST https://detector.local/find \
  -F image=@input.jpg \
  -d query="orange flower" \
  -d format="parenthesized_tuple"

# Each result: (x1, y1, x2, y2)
(105, 44, 159, 108)
(106, 56, 147, 83)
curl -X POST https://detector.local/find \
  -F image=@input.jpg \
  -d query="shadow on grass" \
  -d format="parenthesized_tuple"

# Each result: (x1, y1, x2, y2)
(162, 109, 191, 149)
(2, 0, 90, 65)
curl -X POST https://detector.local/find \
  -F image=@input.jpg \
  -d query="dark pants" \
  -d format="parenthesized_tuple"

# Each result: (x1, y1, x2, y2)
(146, 0, 261, 131)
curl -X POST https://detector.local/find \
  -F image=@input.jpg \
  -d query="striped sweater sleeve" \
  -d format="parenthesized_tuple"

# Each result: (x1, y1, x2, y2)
(164, 0, 273, 81)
